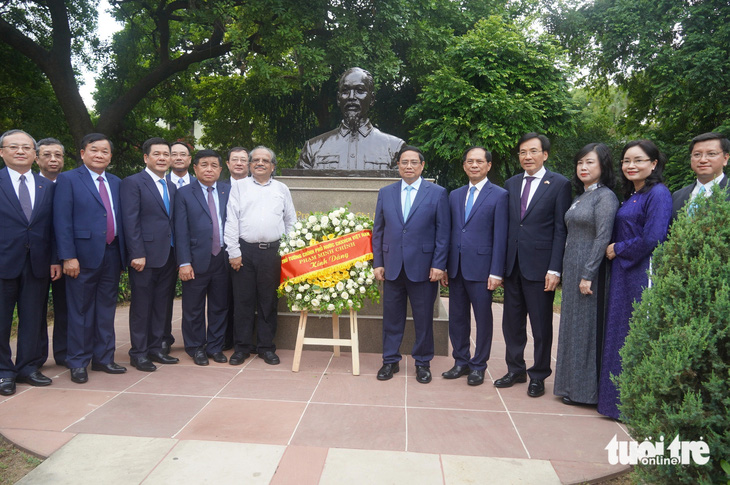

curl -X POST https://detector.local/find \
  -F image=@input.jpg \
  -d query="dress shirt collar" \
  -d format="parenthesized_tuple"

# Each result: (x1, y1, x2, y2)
(251, 176, 272, 187)
(523, 166, 546, 180)
(469, 177, 489, 192)
(170, 172, 190, 185)
(696, 172, 725, 190)
(401, 176, 423, 191)
(84, 164, 107, 181)
(145, 167, 164, 183)
(5, 166, 32, 181)
(339, 120, 374, 138)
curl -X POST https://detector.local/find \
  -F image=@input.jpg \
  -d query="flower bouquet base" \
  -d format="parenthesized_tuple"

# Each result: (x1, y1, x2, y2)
(292, 309, 360, 376)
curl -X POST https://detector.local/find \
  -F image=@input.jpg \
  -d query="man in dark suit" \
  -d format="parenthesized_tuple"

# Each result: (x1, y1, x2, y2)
(174, 149, 230, 365)
(0, 130, 59, 395)
(372, 145, 450, 384)
(54, 133, 127, 384)
(35, 138, 68, 367)
(672, 132, 729, 219)
(495, 133, 571, 397)
(121, 137, 179, 372)
(441, 146, 508, 386)
(161, 142, 195, 354)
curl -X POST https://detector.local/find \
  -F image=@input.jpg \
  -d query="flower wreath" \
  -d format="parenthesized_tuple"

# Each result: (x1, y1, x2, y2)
(278, 205, 380, 314)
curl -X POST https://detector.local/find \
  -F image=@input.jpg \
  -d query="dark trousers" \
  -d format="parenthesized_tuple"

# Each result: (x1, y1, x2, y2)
(38, 275, 68, 366)
(0, 257, 48, 378)
(382, 267, 437, 367)
(128, 248, 177, 359)
(66, 242, 121, 369)
(448, 272, 494, 371)
(232, 241, 280, 354)
(502, 266, 555, 380)
(224, 267, 236, 348)
(181, 251, 229, 356)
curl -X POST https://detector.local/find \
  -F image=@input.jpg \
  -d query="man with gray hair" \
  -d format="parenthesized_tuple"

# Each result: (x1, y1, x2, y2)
(297, 67, 405, 171)
(0, 130, 59, 395)
(225, 146, 296, 366)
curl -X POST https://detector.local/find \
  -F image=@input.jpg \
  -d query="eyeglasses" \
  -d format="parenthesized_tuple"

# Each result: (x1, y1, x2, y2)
(1, 145, 35, 152)
(398, 160, 422, 167)
(620, 159, 653, 166)
(691, 151, 724, 160)
(229, 157, 247, 163)
(465, 159, 489, 165)
(518, 149, 542, 158)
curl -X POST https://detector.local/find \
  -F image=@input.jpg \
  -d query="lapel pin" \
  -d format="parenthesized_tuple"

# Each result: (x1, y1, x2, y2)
(544, 180, 550, 185)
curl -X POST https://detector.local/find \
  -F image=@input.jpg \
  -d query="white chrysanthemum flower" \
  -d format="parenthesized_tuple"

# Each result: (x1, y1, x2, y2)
(308, 215, 317, 224)
(289, 231, 297, 238)
(321, 216, 329, 225)
(311, 299, 319, 307)
(334, 226, 341, 232)
(336, 281, 345, 291)
(297, 240, 306, 247)
(347, 299, 353, 307)
(314, 224, 321, 231)
(295, 222, 303, 230)
(357, 278, 364, 284)
(348, 288, 355, 295)
(304, 295, 310, 301)
(355, 261, 363, 269)
(366, 278, 373, 285)
(341, 292, 349, 299)
(349, 220, 355, 227)
(327, 304, 335, 311)
(359, 286, 366, 294)
(347, 212, 355, 220)
(305, 232, 313, 240)
(323, 294, 330, 301)
(285, 285, 293, 292)
(344, 228, 351, 234)
(296, 293, 302, 300)
(331, 218, 340, 226)
(292, 304, 300, 311)
(355, 224, 363, 231)
(350, 270, 356, 276)
(330, 287, 337, 293)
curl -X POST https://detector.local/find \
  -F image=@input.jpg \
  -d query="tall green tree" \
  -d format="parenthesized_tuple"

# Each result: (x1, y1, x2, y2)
(405, 15, 576, 189)
(546, 0, 730, 191)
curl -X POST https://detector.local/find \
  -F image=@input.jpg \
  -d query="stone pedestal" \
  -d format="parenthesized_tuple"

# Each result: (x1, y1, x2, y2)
(271, 175, 449, 356)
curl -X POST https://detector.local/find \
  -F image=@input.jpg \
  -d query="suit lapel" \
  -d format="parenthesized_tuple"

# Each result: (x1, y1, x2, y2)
(406, 180, 428, 222)
(30, 173, 48, 223)
(523, 170, 552, 220)
(466, 182, 491, 225)
(0, 168, 27, 221)
(78, 167, 105, 208)
(218, 184, 228, 220)
(509, 176, 522, 218)
(142, 171, 168, 214)
(390, 182, 405, 226)
(192, 180, 212, 220)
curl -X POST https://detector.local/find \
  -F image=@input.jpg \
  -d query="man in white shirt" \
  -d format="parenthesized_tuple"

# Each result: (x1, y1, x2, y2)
(225, 146, 296, 366)
(672, 132, 729, 219)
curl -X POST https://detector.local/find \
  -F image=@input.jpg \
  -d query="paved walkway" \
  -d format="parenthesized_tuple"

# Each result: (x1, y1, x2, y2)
(2, 300, 630, 484)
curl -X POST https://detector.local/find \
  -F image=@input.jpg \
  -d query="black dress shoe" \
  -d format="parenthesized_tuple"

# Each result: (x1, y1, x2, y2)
(415, 365, 432, 384)
(527, 378, 545, 397)
(377, 363, 399, 381)
(493, 371, 527, 388)
(442, 365, 469, 379)
(149, 352, 179, 364)
(130, 356, 157, 372)
(229, 351, 250, 366)
(161, 341, 171, 355)
(260, 351, 280, 365)
(208, 352, 227, 363)
(16, 371, 52, 386)
(0, 377, 16, 396)
(91, 362, 127, 374)
(467, 369, 485, 386)
(70, 367, 88, 384)
(193, 350, 209, 366)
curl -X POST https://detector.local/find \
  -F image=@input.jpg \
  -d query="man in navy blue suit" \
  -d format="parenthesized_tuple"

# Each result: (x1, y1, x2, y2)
(495, 133, 571, 397)
(36, 138, 68, 367)
(174, 149, 231, 366)
(0, 130, 59, 395)
(121, 137, 179, 372)
(372, 145, 450, 384)
(54, 133, 128, 384)
(441, 147, 508, 386)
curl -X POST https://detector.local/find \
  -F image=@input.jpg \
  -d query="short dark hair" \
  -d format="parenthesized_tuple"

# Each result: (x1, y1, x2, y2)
(462, 146, 492, 163)
(193, 149, 222, 165)
(688, 132, 730, 155)
(338, 67, 374, 94)
(0, 129, 37, 150)
(142, 137, 169, 155)
(397, 145, 424, 163)
(250, 146, 277, 166)
(571, 143, 616, 194)
(80, 133, 113, 152)
(170, 141, 191, 154)
(618, 139, 665, 200)
(227, 147, 248, 160)
(37, 138, 64, 151)
(517, 132, 551, 154)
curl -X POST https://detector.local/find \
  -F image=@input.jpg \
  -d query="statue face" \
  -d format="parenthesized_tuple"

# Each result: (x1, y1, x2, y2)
(337, 70, 374, 126)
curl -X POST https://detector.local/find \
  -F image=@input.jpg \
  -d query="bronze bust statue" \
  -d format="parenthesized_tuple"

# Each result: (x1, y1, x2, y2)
(296, 67, 405, 172)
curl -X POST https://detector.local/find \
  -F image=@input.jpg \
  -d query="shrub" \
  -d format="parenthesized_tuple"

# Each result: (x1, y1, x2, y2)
(618, 187, 730, 483)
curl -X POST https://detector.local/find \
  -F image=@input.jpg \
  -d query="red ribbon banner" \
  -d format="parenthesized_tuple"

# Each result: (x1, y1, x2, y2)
(280, 230, 373, 284)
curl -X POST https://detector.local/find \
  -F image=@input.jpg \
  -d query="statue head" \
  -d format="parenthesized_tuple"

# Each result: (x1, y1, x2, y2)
(337, 67, 375, 130)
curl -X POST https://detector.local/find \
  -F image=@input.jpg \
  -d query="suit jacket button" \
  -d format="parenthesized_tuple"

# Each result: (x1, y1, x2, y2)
(462, 229, 466, 232)
(403, 230, 406, 234)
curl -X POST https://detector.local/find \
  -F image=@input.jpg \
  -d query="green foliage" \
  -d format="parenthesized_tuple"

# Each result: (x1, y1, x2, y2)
(546, 0, 730, 191)
(618, 188, 730, 483)
(405, 16, 576, 189)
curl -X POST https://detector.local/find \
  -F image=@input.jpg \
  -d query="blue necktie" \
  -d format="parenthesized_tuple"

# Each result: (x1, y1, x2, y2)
(465, 186, 476, 222)
(158, 179, 170, 214)
(403, 185, 413, 221)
